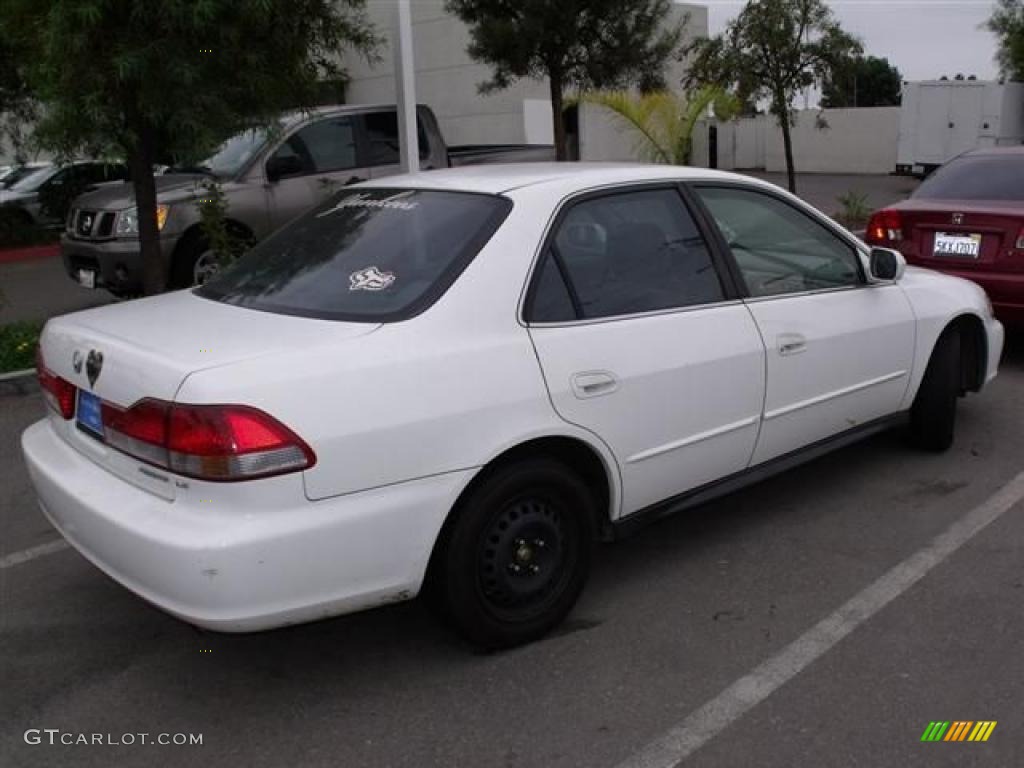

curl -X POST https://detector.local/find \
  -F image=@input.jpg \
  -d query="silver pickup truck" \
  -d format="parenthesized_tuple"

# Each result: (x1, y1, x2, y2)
(62, 104, 553, 295)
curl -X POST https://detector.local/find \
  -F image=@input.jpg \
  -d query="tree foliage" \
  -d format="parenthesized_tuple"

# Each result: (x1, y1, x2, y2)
(1, 0, 378, 294)
(445, 0, 684, 160)
(581, 87, 740, 165)
(685, 0, 861, 192)
(988, 0, 1024, 81)
(821, 55, 902, 108)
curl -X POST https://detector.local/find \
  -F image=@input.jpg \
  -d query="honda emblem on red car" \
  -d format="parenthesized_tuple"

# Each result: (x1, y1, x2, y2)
(952, 213, 964, 225)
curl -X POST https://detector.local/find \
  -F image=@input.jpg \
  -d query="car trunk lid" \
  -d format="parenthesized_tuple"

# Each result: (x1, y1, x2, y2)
(896, 199, 1024, 273)
(40, 290, 380, 496)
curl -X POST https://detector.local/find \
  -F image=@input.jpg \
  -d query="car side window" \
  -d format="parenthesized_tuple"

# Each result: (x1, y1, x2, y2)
(293, 117, 358, 173)
(695, 186, 862, 298)
(362, 111, 430, 166)
(267, 133, 315, 179)
(527, 188, 724, 322)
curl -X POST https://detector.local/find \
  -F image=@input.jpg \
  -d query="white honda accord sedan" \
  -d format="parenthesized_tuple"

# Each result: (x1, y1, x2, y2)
(23, 164, 1003, 648)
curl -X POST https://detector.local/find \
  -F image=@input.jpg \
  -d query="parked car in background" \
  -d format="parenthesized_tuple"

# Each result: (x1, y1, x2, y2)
(866, 146, 1024, 327)
(0, 161, 128, 229)
(0, 162, 50, 190)
(25, 164, 1001, 648)
(62, 103, 554, 295)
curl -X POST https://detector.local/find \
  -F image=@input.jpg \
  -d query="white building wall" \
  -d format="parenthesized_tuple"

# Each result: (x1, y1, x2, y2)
(343, 1, 708, 147)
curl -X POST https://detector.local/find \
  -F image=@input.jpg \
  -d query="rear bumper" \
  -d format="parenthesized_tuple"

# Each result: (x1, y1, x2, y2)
(60, 234, 178, 294)
(22, 418, 469, 632)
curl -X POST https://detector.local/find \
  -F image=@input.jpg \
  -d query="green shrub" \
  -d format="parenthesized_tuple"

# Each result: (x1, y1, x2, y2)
(0, 321, 43, 373)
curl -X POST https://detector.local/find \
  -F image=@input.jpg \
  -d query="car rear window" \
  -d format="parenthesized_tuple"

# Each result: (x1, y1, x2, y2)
(197, 188, 512, 322)
(914, 154, 1024, 201)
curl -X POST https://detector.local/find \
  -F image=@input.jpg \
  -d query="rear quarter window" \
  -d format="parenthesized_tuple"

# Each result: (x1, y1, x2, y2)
(197, 188, 511, 322)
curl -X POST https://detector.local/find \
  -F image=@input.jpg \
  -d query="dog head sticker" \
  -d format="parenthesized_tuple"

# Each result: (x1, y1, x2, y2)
(349, 266, 396, 292)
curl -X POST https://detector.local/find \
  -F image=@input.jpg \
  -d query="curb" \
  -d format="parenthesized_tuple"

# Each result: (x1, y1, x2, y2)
(0, 243, 61, 265)
(0, 368, 34, 382)
(0, 368, 37, 396)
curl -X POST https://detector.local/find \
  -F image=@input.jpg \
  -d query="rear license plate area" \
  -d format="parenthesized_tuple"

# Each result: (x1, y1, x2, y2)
(933, 232, 981, 258)
(76, 389, 104, 438)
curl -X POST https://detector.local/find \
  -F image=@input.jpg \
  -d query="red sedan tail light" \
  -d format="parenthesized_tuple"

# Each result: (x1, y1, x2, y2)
(36, 348, 76, 419)
(101, 399, 315, 481)
(866, 209, 904, 245)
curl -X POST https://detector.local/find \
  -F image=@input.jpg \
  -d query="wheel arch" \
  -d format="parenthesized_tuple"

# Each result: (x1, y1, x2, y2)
(423, 434, 619, 591)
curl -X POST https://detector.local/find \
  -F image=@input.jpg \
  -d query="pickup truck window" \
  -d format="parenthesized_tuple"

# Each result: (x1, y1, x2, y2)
(297, 117, 358, 173)
(363, 111, 430, 166)
(197, 188, 512, 322)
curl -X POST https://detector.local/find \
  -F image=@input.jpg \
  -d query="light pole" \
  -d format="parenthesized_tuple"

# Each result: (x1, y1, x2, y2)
(394, 0, 419, 173)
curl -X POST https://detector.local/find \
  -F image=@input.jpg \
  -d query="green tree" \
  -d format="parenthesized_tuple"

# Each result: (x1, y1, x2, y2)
(821, 55, 902, 108)
(988, 0, 1024, 81)
(445, 0, 684, 160)
(686, 0, 861, 193)
(1, 0, 377, 295)
(581, 87, 740, 165)
(0, 36, 36, 160)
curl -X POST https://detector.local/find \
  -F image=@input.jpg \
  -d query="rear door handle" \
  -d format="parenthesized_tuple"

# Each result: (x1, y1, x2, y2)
(777, 333, 807, 356)
(571, 371, 618, 399)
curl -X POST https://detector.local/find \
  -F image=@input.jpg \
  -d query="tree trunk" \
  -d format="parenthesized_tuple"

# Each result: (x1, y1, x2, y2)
(126, 120, 166, 295)
(774, 93, 797, 194)
(549, 70, 567, 161)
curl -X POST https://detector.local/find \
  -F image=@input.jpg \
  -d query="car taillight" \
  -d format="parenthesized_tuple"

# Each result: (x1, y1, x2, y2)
(866, 209, 903, 244)
(101, 399, 314, 481)
(36, 348, 76, 419)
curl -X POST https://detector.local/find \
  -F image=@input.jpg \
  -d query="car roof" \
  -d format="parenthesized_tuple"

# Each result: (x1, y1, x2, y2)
(358, 162, 767, 195)
(964, 145, 1024, 157)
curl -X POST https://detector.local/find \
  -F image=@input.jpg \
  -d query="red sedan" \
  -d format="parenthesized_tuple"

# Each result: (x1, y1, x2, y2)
(866, 146, 1024, 327)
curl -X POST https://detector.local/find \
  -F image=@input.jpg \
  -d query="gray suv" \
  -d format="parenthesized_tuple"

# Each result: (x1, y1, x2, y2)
(62, 104, 447, 295)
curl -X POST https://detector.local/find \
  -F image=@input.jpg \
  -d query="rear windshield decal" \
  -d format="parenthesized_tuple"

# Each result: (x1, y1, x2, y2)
(349, 266, 396, 291)
(318, 191, 419, 218)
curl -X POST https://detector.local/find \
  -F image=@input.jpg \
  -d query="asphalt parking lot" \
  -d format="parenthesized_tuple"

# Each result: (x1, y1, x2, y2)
(2, 330, 1022, 766)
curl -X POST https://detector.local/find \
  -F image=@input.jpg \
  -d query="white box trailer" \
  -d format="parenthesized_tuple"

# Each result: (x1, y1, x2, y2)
(896, 80, 1024, 175)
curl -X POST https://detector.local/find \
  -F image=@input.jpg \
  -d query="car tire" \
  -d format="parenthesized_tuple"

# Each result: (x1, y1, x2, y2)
(909, 329, 961, 452)
(429, 458, 596, 650)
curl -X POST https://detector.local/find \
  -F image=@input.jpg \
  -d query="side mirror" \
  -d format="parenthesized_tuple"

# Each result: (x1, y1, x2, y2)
(265, 154, 304, 183)
(869, 247, 906, 282)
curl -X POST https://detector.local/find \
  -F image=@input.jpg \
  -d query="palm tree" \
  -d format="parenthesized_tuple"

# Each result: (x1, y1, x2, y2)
(580, 87, 739, 165)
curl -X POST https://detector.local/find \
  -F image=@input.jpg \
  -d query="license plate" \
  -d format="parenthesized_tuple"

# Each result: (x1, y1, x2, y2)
(77, 269, 96, 289)
(933, 232, 981, 258)
(76, 389, 104, 437)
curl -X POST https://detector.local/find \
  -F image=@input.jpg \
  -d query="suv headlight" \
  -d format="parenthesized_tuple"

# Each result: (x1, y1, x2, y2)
(115, 204, 169, 235)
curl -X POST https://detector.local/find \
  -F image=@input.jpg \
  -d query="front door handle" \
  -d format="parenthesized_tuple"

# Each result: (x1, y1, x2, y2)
(777, 333, 807, 356)
(571, 371, 618, 399)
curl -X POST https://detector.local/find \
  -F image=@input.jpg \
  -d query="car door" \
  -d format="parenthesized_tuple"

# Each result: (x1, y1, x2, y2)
(525, 185, 766, 517)
(691, 184, 916, 465)
(264, 114, 369, 230)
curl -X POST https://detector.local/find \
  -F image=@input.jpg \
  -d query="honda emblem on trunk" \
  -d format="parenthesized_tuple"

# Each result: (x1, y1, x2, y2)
(952, 213, 964, 225)
(85, 349, 103, 388)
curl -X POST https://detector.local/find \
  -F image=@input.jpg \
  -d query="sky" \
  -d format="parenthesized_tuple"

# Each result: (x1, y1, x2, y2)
(704, 0, 1002, 82)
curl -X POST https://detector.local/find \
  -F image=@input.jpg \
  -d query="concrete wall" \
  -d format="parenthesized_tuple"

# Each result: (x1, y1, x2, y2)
(710, 108, 900, 174)
(343, 1, 708, 147)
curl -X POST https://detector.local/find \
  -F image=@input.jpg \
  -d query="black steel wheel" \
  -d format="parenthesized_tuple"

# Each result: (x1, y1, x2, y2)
(429, 458, 596, 649)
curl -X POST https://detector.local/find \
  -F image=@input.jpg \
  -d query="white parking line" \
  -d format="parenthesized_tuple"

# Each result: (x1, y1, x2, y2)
(0, 539, 69, 569)
(617, 470, 1024, 768)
